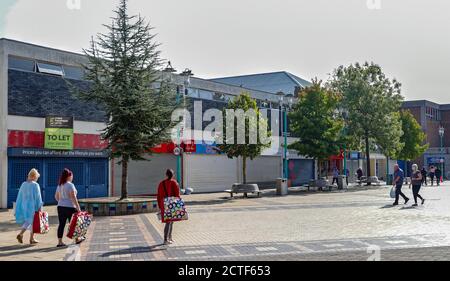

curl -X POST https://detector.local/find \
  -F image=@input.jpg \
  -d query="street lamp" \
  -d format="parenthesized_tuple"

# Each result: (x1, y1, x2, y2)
(277, 91, 290, 180)
(439, 126, 445, 180)
(176, 68, 193, 185)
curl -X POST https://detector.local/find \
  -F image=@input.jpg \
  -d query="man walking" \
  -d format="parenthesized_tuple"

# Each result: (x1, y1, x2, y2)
(429, 165, 436, 186)
(392, 164, 410, 206)
(421, 167, 428, 186)
(435, 167, 442, 186)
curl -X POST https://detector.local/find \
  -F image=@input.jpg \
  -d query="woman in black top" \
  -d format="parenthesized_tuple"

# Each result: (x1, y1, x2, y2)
(411, 164, 425, 207)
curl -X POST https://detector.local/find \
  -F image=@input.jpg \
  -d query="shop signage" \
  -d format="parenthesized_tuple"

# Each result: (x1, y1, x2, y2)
(427, 157, 445, 164)
(44, 116, 74, 150)
(8, 148, 109, 158)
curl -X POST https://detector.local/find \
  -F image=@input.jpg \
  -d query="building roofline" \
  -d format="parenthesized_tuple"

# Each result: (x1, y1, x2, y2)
(0, 38, 85, 58)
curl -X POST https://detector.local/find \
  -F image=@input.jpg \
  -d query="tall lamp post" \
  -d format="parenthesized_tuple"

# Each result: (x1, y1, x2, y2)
(439, 126, 445, 180)
(277, 92, 292, 179)
(178, 68, 193, 185)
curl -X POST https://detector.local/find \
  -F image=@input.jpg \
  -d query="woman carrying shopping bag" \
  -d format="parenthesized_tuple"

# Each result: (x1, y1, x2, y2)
(55, 168, 83, 247)
(157, 169, 187, 246)
(15, 169, 44, 245)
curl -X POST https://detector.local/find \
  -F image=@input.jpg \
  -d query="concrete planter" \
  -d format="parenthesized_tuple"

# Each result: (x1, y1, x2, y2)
(79, 197, 159, 217)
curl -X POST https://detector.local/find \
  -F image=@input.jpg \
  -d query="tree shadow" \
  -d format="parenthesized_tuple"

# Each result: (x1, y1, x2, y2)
(99, 243, 166, 257)
(0, 244, 65, 258)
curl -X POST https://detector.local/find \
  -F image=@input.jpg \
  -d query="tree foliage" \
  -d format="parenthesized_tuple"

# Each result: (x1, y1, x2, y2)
(329, 62, 404, 178)
(77, 0, 178, 199)
(288, 80, 344, 179)
(396, 110, 429, 161)
(217, 93, 271, 184)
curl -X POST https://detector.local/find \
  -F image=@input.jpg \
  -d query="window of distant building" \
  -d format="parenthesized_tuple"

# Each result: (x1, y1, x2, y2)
(425, 106, 441, 121)
(36, 62, 64, 76)
(63, 65, 85, 80)
(8, 56, 35, 72)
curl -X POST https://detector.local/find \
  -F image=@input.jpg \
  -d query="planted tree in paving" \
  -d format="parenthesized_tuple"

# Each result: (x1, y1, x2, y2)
(330, 62, 404, 181)
(77, 0, 178, 199)
(396, 110, 429, 161)
(217, 93, 271, 184)
(288, 80, 344, 179)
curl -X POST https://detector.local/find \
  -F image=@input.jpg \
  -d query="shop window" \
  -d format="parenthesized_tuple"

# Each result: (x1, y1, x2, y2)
(8, 56, 35, 72)
(36, 62, 64, 76)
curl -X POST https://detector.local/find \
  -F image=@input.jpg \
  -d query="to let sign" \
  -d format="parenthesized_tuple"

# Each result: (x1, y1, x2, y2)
(44, 116, 74, 150)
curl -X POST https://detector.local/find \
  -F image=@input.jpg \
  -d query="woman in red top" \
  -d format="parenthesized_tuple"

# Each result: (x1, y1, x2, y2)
(157, 169, 181, 245)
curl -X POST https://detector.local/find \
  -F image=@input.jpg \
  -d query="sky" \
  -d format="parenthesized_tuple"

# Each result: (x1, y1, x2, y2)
(1, 0, 450, 103)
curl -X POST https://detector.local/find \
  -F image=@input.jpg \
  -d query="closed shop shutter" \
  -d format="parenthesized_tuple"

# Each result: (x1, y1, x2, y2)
(289, 159, 315, 186)
(246, 156, 281, 188)
(114, 154, 177, 196)
(185, 154, 238, 193)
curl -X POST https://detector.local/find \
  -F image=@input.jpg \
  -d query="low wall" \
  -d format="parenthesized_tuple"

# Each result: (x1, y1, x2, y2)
(79, 197, 159, 216)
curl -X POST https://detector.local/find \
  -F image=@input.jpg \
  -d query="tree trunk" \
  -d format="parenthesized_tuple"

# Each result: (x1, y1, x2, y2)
(242, 156, 247, 184)
(365, 133, 372, 185)
(121, 157, 129, 200)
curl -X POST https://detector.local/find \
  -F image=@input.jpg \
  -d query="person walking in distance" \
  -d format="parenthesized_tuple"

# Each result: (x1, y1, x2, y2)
(435, 167, 442, 186)
(411, 164, 425, 207)
(332, 167, 340, 186)
(429, 165, 436, 186)
(157, 169, 181, 245)
(392, 164, 410, 206)
(421, 167, 428, 186)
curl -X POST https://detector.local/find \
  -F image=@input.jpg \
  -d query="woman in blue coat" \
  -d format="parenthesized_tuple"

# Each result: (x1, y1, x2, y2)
(15, 168, 43, 245)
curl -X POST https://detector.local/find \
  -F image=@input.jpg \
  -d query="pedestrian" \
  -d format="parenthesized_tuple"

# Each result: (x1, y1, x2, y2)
(421, 167, 428, 186)
(435, 167, 442, 186)
(411, 164, 425, 207)
(157, 169, 181, 245)
(429, 165, 436, 186)
(392, 164, 410, 206)
(345, 168, 350, 186)
(15, 168, 43, 245)
(332, 167, 339, 186)
(55, 168, 82, 247)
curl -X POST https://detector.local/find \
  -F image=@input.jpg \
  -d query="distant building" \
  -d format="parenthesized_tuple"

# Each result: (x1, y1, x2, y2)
(402, 100, 450, 177)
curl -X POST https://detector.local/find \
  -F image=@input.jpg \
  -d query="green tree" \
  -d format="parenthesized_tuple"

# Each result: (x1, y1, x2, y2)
(217, 93, 271, 184)
(77, 0, 178, 199)
(330, 62, 404, 180)
(396, 110, 429, 161)
(288, 80, 344, 179)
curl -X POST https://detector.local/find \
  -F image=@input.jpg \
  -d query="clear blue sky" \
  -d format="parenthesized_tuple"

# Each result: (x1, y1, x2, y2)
(2, 0, 450, 102)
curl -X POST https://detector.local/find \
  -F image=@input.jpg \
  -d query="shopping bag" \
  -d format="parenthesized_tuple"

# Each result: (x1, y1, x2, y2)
(390, 187, 396, 199)
(32, 211, 50, 234)
(67, 212, 92, 240)
(163, 196, 188, 222)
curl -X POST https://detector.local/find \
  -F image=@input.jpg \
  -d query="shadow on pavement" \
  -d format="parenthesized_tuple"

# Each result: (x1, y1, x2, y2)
(0, 244, 64, 258)
(100, 244, 166, 257)
(380, 204, 396, 209)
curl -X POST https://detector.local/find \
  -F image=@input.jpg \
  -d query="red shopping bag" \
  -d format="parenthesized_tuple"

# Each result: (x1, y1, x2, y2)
(32, 211, 49, 234)
(67, 212, 92, 240)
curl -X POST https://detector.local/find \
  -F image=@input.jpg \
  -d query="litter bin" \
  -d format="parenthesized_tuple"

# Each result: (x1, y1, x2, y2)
(386, 174, 393, 185)
(276, 178, 288, 196)
(338, 175, 347, 190)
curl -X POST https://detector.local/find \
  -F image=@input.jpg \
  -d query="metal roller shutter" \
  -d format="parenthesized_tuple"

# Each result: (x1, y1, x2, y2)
(246, 156, 281, 188)
(114, 154, 177, 196)
(185, 154, 238, 193)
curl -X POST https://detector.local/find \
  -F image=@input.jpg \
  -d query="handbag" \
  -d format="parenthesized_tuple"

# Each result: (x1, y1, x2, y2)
(67, 211, 92, 240)
(32, 211, 50, 234)
(390, 186, 396, 199)
(162, 180, 188, 222)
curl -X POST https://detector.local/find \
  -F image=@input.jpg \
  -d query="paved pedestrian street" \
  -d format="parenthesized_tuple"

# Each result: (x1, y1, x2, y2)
(2, 184, 450, 261)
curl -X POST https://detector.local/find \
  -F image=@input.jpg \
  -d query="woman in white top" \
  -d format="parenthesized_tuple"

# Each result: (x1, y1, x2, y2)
(54, 168, 82, 247)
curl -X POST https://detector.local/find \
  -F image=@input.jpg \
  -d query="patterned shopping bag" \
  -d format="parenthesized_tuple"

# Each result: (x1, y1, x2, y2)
(67, 212, 93, 240)
(32, 211, 50, 234)
(163, 197, 188, 222)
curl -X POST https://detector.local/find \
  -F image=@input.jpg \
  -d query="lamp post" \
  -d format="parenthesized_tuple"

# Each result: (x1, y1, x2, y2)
(439, 126, 445, 180)
(277, 91, 292, 180)
(178, 68, 193, 185)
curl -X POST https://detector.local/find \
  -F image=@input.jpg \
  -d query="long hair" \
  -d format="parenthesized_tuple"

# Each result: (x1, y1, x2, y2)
(166, 169, 174, 180)
(58, 168, 73, 186)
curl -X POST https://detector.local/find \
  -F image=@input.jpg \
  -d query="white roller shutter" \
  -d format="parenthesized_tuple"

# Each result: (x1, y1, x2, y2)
(247, 156, 281, 184)
(114, 154, 177, 196)
(185, 154, 238, 192)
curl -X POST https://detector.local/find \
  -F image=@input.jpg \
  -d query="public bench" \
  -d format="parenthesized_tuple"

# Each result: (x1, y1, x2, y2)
(225, 184, 261, 198)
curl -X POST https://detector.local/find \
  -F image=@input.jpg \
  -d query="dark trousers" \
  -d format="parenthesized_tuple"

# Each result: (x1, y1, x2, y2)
(436, 175, 441, 185)
(332, 177, 338, 185)
(164, 222, 174, 241)
(412, 185, 424, 204)
(57, 206, 77, 239)
(430, 173, 435, 186)
(421, 176, 427, 186)
(394, 185, 409, 204)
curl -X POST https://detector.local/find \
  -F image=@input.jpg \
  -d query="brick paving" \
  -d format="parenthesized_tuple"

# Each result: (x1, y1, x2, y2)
(2, 183, 450, 261)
